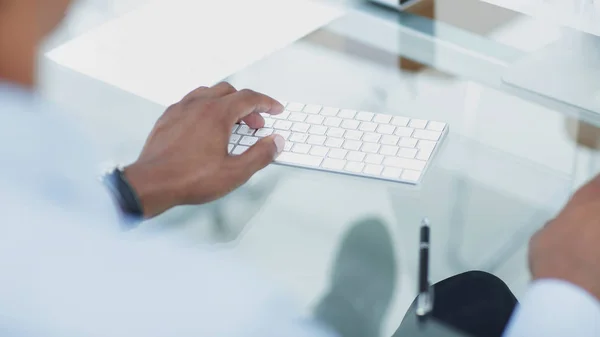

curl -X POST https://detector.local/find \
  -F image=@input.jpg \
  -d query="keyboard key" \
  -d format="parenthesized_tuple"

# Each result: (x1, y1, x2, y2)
(327, 127, 345, 138)
(394, 127, 414, 137)
(413, 129, 442, 141)
(231, 145, 249, 155)
(427, 121, 446, 132)
(409, 119, 428, 129)
(310, 146, 329, 157)
(284, 142, 293, 152)
(359, 122, 378, 132)
(289, 112, 308, 122)
(264, 118, 275, 128)
(274, 120, 292, 130)
(347, 151, 366, 162)
(272, 111, 290, 120)
(416, 148, 434, 161)
(383, 157, 426, 171)
(377, 124, 395, 135)
(328, 148, 348, 159)
(391, 116, 410, 126)
(362, 133, 381, 143)
(344, 130, 363, 140)
(291, 123, 310, 133)
(356, 111, 374, 121)
(345, 161, 365, 173)
(228, 144, 234, 153)
(417, 140, 437, 150)
(278, 100, 288, 107)
(365, 154, 384, 165)
(324, 117, 342, 127)
(380, 135, 400, 146)
(306, 115, 325, 125)
(231, 125, 239, 134)
(341, 119, 360, 130)
(398, 148, 418, 159)
(338, 109, 357, 119)
(401, 169, 422, 182)
(287, 102, 305, 111)
(364, 164, 384, 176)
(325, 137, 344, 148)
(343, 140, 362, 151)
(320, 107, 339, 116)
(290, 132, 309, 143)
(398, 137, 418, 148)
(229, 134, 241, 144)
(237, 125, 256, 136)
(292, 143, 311, 154)
(307, 135, 326, 146)
(277, 152, 322, 167)
(380, 145, 398, 156)
(273, 130, 291, 140)
(239, 136, 259, 146)
(255, 128, 274, 137)
(373, 114, 392, 124)
(382, 167, 403, 179)
(362, 143, 380, 154)
(309, 125, 328, 135)
(303, 104, 322, 114)
(322, 158, 347, 170)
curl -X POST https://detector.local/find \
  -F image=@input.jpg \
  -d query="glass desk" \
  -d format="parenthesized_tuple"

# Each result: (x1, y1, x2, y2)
(39, 1, 600, 336)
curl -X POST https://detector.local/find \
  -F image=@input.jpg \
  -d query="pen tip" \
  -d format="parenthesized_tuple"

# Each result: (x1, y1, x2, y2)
(421, 218, 430, 227)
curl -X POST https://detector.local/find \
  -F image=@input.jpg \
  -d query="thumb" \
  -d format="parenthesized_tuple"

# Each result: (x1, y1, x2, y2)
(230, 134, 285, 183)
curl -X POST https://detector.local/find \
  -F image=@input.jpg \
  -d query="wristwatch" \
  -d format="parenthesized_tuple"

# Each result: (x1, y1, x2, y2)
(102, 166, 144, 220)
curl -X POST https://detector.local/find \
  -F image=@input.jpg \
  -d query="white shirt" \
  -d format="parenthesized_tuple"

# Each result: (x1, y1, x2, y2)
(1, 83, 599, 337)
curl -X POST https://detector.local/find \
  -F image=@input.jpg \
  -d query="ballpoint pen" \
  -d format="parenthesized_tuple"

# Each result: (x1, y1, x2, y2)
(416, 218, 433, 320)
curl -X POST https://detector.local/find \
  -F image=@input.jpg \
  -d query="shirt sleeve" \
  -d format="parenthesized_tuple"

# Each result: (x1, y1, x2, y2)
(504, 280, 600, 337)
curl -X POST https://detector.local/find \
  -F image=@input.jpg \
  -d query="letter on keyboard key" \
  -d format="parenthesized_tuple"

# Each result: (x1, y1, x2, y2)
(292, 143, 311, 154)
(380, 145, 398, 156)
(320, 107, 339, 116)
(373, 114, 392, 124)
(239, 136, 259, 146)
(274, 120, 292, 130)
(364, 164, 384, 176)
(409, 119, 428, 129)
(309, 125, 328, 135)
(306, 115, 325, 125)
(310, 146, 329, 157)
(384, 157, 426, 171)
(359, 122, 378, 132)
(341, 120, 360, 130)
(325, 137, 344, 148)
(229, 134, 241, 144)
(255, 128, 274, 137)
(338, 109, 357, 119)
(273, 130, 291, 140)
(290, 132, 309, 143)
(399, 137, 418, 148)
(380, 135, 400, 146)
(287, 102, 305, 111)
(362, 133, 380, 143)
(231, 145, 249, 155)
(307, 135, 326, 146)
(277, 152, 322, 167)
(356, 111, 374, 121)
(401, 169, 422, 182)
(303, 104, 322, 114)
(291, 123, 310, 133)
(362, 143, 380, 154)
(344, 130, 363, 140)
(347, 151, 366, 162)
(365, 154, 384, 165)
(398, 148, 418, 159)
(327, 127, 345, 138)
(343, 140, 362, 151)
(413, 129, 442, 141)
(322, 158, 347, 170)
(345, 161, 365, 173)
(237, 125, 256, 136)
(289, 112, 307, 122)
(324, 117, 342, 127)
(328, 148, 348, 159)
(377, 124, 395, 135)
(382, 167, 403, 179)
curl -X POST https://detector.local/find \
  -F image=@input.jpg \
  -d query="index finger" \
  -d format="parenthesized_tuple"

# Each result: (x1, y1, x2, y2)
(224, 89, 284, 122)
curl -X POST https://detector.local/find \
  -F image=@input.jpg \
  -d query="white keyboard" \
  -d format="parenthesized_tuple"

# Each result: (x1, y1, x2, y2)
(228, 102, 448, 184)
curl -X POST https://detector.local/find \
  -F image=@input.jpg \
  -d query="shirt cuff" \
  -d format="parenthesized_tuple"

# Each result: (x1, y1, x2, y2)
(504, 279, 600, 337)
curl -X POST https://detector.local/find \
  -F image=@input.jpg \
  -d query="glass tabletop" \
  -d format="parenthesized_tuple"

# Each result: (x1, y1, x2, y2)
(38, 1, 600, 336)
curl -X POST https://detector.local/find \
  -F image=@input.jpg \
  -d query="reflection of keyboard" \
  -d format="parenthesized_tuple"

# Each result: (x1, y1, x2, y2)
(228, 102, 449, 184)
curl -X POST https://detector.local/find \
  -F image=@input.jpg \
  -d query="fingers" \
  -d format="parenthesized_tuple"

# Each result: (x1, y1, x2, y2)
(183, 82, 237, 100)
(229, 135, 285, 184)
(240, 112, 265, 129)
(570, 173, 600, 204)
(224, 89, 284, 122)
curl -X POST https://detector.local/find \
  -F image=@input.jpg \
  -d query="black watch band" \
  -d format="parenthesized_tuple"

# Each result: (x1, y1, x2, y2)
(103, 168, 144, 219)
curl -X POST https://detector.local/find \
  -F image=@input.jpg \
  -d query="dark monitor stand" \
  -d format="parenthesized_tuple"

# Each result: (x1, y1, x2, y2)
(392, 300, 472, 337)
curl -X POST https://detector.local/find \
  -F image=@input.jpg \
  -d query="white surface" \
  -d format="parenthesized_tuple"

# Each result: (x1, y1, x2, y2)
(229, 103, 448, 185)
(482, 0, 600, 37)
(46, 0, 344, 107)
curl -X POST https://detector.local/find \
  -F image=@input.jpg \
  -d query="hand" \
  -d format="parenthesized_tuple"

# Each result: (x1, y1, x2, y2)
(123, 82, 286, 218)
(529, 174, 600, 300)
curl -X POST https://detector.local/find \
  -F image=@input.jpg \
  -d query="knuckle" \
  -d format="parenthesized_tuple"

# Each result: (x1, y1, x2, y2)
(216, 81, 236, 91)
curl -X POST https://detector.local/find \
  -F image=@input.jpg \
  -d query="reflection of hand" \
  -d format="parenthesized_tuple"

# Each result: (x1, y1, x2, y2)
(529, 174, 600, 300)
(124, 82, 285, 218)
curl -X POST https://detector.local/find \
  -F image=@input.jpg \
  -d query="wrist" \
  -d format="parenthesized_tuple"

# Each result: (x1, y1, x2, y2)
(123, 162, 181, 218)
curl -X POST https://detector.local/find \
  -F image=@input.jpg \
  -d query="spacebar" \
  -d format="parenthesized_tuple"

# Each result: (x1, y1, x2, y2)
(276, 152, 323, 167)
